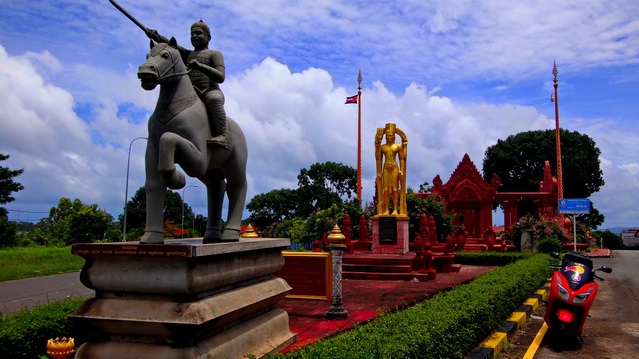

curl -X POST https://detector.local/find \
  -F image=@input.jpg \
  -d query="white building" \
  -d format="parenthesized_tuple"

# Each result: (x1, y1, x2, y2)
(621, 229, 639, 248)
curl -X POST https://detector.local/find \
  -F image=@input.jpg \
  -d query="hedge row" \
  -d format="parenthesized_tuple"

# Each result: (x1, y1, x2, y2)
(275, 254, 551, 359)
(0, 296, 96, 359)
(454, 251, 534, 266)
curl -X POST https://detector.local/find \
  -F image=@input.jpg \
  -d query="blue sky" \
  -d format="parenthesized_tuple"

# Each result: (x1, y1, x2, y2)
(1, 0, 638, 229)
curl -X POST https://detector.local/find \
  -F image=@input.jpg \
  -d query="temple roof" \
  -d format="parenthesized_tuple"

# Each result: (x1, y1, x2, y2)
(430, 154, 557, 203)
(431, 154, 497, 202)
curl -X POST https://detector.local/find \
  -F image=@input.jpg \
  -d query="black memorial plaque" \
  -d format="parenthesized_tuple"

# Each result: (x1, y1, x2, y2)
(379, 216, 397, 244)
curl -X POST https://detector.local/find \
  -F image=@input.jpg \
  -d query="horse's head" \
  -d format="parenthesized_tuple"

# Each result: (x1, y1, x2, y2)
(137, 38, 188, 91)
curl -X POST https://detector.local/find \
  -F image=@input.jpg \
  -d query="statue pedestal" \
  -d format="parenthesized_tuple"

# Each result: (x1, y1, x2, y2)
(70, 238, 296, 359)
(371, 216, 409, 255)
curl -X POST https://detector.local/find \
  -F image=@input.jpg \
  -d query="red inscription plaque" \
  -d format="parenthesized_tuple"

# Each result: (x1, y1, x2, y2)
(72, 243, 193, 258)
(276, 252, 332, 300)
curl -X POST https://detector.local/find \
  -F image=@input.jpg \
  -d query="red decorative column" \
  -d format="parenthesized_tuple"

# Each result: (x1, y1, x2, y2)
(342, 214, 354, 254)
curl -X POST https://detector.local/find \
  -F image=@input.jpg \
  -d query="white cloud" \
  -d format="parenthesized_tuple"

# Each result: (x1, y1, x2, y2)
(2, 0, 639, 230)
(4, 47, 638, 229)
(0, 45, 141, 211)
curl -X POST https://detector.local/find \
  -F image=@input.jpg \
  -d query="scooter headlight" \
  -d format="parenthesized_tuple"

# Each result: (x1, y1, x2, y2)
(573, 292, 591, 304)
(557, 283, 569, 301)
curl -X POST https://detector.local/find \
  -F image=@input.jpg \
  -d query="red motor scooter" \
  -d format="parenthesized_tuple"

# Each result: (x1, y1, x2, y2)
(544, 251, 612, 345)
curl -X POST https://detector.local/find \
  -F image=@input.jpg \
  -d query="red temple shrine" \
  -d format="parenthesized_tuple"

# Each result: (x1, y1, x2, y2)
(429, 154, 558, 239)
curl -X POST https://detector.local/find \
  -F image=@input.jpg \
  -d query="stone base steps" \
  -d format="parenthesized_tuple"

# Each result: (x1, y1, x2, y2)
(341, 251, 461, 281)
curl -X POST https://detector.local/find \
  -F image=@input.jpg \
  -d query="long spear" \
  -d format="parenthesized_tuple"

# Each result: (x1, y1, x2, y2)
(108, 0, 149, 33)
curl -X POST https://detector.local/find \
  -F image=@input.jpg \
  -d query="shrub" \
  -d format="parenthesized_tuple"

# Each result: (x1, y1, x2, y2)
(406, 193, 455, 241)
(454, 252, 533, 266)
(0, 296, 101, 359)
(504, 214, 569, 246)
(536, 237, 562, 253)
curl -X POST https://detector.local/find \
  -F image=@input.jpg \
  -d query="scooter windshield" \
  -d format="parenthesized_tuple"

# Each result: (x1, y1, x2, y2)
(560, 262, 593, 290)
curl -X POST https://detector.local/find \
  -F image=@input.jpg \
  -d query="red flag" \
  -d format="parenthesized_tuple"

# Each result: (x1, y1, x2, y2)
(345, 94, 358, 104)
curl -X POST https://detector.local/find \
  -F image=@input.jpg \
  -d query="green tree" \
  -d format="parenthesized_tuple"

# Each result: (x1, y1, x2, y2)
(68, 204, 113, 243)
(40, 198, 113, 244)
(576, 201, 604, 230)
(193, 213, 207, 236)
(246, 188, 299, 230)
(296, 162, 357, 218)
(119, 187, 195, 239)
(0, 154, 24, 216)
(246, 162, 358, 232)
(593, 229, 625, 250)
(0, 154, 24, 247)
(482, 129, 604, 198)
(0, 216, 18, 247)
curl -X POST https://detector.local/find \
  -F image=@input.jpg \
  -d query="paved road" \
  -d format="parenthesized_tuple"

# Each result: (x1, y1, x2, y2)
(0, 271, 94, 314)
(533, 250, 639, 359)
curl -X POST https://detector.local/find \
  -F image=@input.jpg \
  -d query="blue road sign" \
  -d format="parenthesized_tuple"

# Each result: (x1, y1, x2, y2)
(558, 198, 591, 214)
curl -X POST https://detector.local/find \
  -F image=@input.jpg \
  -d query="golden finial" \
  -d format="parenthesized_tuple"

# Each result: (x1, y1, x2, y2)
(327, 225, 346, 245)
(241, 224, 259, 238)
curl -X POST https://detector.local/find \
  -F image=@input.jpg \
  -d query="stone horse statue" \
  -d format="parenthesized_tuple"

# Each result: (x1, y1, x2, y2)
(137, 38, 247, 244)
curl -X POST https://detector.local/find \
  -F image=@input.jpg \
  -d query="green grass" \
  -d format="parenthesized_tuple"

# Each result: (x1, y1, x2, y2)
(0, 246, 85, 281)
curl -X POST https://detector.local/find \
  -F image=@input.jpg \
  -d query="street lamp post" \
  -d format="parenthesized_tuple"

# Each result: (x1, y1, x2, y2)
(182, 185, 198, 239)
(122, 136, 147, 241)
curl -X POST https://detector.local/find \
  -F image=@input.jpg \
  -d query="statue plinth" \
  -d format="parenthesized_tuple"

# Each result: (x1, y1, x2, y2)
(70, 238, 296, 359)
(371, 215, 409, 254)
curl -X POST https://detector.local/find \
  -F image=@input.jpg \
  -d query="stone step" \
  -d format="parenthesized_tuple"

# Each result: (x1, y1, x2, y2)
(462, 243, 488, 252)
(342, 263, 413, 273)
(343, 271, 434, 281)
(343, 255, 414, 266)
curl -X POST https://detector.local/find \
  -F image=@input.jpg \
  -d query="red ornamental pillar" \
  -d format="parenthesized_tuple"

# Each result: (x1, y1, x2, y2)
(419, 214, 429, 244)
(342, 214, 354, 254)
(358, 215, 370, 243)
(322, 233, 329, 251)
(428, 216, 437, 244)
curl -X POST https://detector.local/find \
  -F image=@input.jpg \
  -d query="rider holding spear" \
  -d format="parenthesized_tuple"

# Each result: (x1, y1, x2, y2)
(109, 0, 228, 147)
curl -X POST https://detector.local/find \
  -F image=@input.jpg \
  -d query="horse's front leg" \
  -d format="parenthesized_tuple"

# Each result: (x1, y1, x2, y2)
(200, 169, 225, 243)
(221, 162, 247, 242)
(141, 146, 166, 244)
(157, 132, 207, 189)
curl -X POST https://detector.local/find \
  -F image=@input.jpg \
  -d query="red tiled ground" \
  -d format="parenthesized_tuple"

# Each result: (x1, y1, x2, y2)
(277, 265, 495, 354)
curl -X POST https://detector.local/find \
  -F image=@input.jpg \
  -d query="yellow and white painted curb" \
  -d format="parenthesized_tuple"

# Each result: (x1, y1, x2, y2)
(467, 284, 549, 359)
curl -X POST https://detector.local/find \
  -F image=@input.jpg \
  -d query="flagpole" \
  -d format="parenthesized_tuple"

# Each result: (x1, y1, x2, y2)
(553, 62, 563, 203)
(357, 70, 363, 205)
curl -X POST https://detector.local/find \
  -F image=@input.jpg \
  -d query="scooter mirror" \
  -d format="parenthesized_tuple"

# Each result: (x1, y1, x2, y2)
(549, 252, 561, 259)
(598, 266, 612, 273)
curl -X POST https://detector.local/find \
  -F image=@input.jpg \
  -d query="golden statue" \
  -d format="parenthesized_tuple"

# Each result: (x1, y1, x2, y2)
(375, 123, 408, 216)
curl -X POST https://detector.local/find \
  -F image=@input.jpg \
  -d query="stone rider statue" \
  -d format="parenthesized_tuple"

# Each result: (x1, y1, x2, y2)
(146, 20, 228, 147)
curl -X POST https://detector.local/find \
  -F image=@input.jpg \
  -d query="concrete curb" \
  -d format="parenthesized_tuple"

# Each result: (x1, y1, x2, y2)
(467, 285, 548, 359)
(584, 248, 612, 258)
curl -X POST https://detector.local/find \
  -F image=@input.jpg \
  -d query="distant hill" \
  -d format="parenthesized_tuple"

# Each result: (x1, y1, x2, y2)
(601, 227, 637, 235)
